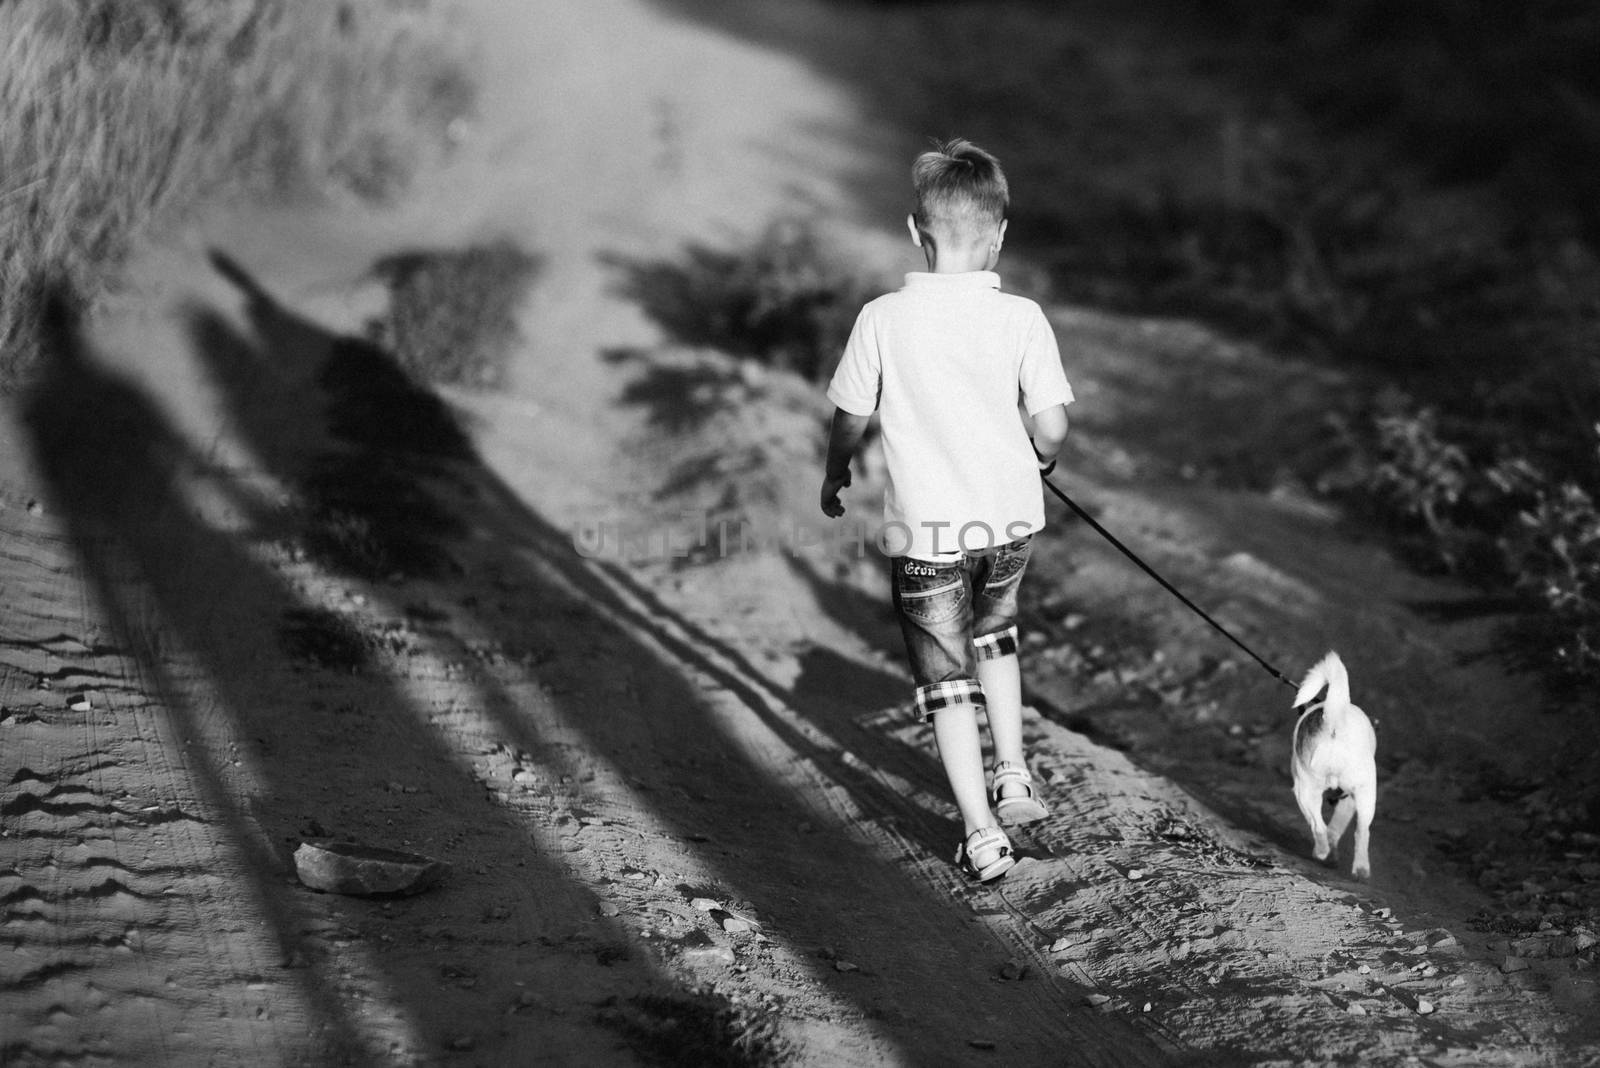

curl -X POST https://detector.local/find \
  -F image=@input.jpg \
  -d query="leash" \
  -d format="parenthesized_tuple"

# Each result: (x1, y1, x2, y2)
(1041, 473, 1297, 691)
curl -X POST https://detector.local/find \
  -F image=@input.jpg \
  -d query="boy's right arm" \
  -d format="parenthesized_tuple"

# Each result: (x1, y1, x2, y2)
(821, 408, 873, 517)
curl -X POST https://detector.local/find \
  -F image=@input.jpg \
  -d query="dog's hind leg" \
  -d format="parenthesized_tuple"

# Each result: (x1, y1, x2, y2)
(1347, 787, 1375, 881)
(1294, 777, 1332, 864)
(1326, 794, 1357, 867)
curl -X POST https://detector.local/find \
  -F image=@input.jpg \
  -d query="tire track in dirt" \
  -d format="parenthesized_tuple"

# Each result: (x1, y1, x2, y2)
(5, 296, 730, 1065)
(0, 515, 327, 1066)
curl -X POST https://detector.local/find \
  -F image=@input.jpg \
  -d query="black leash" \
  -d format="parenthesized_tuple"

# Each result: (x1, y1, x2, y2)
(1041, 473, 1297, 691)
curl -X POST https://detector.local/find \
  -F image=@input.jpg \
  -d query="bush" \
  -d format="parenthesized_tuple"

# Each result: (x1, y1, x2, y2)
(1500, 441, 1600, 705)
(368, 243, 541, 389)
(1368, 401, 1477, 570)
(0, 0, 472, 389)
(1368, 400, 1600, 705)
(603, 219, 883, 382)
(1371, 405, 1469, 537)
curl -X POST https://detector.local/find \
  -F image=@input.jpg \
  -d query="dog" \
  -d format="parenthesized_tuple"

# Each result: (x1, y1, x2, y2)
(1291, 652, 1377, 880)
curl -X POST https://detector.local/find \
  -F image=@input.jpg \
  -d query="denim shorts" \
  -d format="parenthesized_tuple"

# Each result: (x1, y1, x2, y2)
(891, 537, 1033, 720)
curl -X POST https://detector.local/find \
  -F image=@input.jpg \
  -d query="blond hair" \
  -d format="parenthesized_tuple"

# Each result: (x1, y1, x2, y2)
(911, 138, 1009, 241)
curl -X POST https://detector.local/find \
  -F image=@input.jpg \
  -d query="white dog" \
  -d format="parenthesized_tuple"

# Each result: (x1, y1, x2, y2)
(1291, 652, 1377, 880)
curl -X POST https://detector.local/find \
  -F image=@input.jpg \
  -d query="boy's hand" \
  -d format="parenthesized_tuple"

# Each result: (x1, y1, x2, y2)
(1032, 443, 1057, 477)
(821, 408, 871, 517)
(821, 469, 852, 517)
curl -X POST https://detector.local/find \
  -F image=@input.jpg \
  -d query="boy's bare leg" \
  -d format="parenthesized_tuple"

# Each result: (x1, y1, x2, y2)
(931, 703, 995, 835)
(977, 652, 1026, 770)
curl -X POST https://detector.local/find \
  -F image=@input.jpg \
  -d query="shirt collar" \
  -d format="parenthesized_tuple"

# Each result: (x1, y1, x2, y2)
(903, 271, 1001, 290)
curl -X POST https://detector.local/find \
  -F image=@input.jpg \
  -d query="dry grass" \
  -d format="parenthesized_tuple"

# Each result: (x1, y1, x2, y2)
(0, 0, 472, 390)
(369, 243, 543, 389)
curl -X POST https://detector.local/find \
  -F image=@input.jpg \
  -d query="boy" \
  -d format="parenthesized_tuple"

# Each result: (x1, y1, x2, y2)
(820, 139, 1072, 882)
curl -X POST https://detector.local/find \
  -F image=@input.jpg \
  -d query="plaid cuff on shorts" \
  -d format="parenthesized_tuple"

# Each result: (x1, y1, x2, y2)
(913, 678, 986, 719)
(974, 625, 1019, 662)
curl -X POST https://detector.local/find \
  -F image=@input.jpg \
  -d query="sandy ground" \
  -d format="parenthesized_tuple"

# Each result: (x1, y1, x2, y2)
(4, 1, 1600, 1065)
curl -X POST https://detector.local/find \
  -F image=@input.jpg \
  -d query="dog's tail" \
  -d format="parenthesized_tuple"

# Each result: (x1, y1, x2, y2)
(1293, 651, 1349, 711)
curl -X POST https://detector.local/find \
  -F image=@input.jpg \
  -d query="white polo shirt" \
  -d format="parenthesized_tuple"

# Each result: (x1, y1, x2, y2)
(826, 271, 1074, 560)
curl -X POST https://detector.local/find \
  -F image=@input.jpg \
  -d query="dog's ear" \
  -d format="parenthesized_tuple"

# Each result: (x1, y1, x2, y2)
(1292, 681, 1329, 711)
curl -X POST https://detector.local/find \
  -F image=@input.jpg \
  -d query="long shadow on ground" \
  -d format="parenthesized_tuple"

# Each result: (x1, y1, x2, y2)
(23, 255, 1194, 1064)
(20, 288, 771, 1064)
(209, 253, 1202, 1064)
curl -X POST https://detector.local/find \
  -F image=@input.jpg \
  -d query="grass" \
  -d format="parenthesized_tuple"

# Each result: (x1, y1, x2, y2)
(0, 0, 472, 390)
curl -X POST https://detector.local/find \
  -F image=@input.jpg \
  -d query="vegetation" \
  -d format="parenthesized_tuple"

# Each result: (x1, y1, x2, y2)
(959, 1, 1600, 704)
(369, 243, 542, 389)
(1370, 405, 1600, 705)
(1154, 7, 1600, 699)
(604, 219, 881, 384)
(0, 0, 471, 389)
(597, 990, 791, 1068)
(1501, 462, 1600, 706)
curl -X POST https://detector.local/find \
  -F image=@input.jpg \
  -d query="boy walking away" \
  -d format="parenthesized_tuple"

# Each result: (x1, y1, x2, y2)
(820, 139, 1073, 883)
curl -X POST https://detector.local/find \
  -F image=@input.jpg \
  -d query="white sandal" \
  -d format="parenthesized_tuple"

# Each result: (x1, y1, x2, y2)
(955, 826, 1016, 882)
(992, 761, 1050, 824)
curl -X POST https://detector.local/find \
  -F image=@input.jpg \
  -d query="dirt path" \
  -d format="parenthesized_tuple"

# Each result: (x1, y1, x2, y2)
(3, 1, 1599, 1066)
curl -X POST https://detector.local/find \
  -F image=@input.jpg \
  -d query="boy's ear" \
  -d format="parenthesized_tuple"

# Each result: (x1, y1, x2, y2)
(905, 213, 923, 248)
(993, 218, 1008, 252)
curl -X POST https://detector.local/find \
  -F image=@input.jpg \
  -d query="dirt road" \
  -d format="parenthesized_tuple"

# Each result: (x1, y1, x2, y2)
(3, 1, 1598, 1065)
